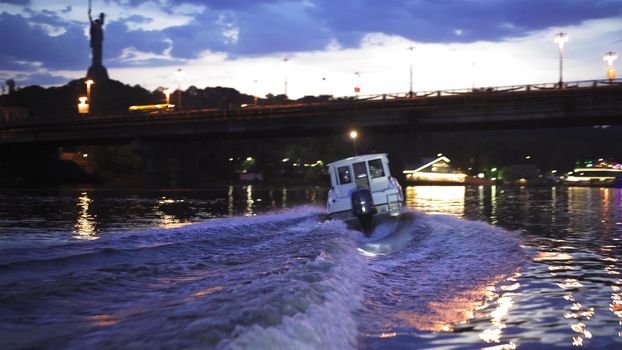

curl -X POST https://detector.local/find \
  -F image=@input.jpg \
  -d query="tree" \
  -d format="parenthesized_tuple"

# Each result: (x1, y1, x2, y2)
(6, 79, 16, 94)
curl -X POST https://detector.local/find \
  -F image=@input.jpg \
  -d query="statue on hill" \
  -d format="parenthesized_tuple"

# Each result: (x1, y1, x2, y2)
(86, 6, 109, 81)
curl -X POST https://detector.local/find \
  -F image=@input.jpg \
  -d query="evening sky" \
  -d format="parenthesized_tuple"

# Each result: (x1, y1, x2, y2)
(0, 0, 621, 97)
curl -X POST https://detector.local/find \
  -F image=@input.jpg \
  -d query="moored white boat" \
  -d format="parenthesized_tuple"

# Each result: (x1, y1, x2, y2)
(564, 166, 622, 187)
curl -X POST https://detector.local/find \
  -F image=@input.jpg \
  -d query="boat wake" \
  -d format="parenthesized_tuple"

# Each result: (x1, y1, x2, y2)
(0, 206, 526, 349)
(356, 210, 527, 348)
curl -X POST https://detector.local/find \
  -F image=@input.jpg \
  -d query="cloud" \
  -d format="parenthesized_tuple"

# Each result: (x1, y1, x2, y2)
(112, 38, 188, 66)
(229, 1, 333, 55)
(115, 1, 204, 31)
(309, 0, 622, 45)
(0, 12, 89, 70)
(5, 71, 69, 86)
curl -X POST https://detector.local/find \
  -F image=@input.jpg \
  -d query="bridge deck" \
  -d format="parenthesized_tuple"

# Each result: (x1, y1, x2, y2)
(1, 80, 621, 145)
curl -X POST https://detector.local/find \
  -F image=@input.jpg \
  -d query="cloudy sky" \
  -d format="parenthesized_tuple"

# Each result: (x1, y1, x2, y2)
(1, 0, 621, 98)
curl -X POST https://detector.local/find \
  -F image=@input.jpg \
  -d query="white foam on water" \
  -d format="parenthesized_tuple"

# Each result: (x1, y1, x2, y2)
(358, 213, 425, 256)
(356, 209, 527, 336)
(218, 219, 368, 350)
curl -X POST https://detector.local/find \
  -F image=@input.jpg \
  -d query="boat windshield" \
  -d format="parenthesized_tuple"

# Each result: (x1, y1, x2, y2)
(337, 166, 352, 185)
(368, 158, 385, 178)
(353, 161, 370, 189)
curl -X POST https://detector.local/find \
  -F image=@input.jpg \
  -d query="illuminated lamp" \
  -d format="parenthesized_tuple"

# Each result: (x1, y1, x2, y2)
(78, 96, 89, 114)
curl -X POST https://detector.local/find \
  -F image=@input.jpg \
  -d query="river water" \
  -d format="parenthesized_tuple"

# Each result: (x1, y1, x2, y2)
(0, 185, 621, 349)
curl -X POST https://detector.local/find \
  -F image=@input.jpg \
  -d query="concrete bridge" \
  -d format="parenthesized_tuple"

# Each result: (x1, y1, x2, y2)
(1, 79, 622, 146)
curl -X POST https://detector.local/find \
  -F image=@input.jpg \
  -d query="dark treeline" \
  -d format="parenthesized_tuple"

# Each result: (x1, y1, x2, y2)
(0, 78, 334, 118)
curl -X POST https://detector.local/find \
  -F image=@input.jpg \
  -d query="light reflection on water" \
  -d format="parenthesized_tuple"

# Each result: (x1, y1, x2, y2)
(0, 186, 325, 243)
(245, 185, 255, 216)
(405, 185, 465, 216)
(478, 273, 521, 349)
(403, 185, 622, 348)
(155, 197, 191, 228)
(73, 192, 97, 240)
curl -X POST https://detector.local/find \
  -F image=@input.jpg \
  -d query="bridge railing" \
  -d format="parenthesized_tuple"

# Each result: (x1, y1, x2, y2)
(348, 78, 622, 101)
(0, 107, 29, 123)
(1, 79, 621, 126)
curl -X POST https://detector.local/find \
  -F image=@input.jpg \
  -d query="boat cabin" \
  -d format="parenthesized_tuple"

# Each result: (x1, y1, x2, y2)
(326, 153, 403, 220)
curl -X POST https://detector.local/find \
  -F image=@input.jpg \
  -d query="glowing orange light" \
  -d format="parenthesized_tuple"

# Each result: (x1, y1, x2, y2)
(85, 79, 94, 100)
(163, 88, 171, 105)
(78, 96, 89, 114)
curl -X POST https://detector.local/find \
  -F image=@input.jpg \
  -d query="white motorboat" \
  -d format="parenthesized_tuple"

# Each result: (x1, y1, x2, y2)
(326, 153, 404, 232)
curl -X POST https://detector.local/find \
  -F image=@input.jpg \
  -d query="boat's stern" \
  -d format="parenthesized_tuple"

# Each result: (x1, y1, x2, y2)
(326, 154, 404, 232)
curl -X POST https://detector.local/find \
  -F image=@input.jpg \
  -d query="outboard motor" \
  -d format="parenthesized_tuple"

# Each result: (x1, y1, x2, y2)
(351, 188, 377, 234)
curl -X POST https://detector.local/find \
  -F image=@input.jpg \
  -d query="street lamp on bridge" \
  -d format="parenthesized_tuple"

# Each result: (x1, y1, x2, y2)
(603, 51, 618, 81)
(85, 79, 94, 103)
(163, 88, 171, 105)
(407, 46, 415, 97)
(283, 57, 290, 100)
(554, 32, 569, 87)
(354, 71, 361, 97)
(175, 68, 184, 109)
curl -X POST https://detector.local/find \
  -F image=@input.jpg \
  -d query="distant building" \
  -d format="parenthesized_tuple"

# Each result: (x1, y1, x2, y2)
(503, 164, 541, 185)
(403, 156, 467, 184)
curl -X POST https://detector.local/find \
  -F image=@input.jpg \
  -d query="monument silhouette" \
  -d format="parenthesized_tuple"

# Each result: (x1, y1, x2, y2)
(87, 8, 109, 81)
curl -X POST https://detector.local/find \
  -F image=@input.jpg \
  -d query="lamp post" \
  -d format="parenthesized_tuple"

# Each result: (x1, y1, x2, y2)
(163, 88, 171, 105)
(603, 51, 618, 80)
(175, 68, 183, 109)
(407, 46, 415, 97)
(354, 71, 361, 97)
(85, 79, 94, 103)
(283, 57, 289, 101)
(554, 32, 569, 87)
(350, 130, 358, 155)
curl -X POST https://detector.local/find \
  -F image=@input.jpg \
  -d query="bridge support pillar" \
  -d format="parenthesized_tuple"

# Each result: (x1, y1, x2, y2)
(140, 140, 205, 188)
(176, 141, 203, 187)
(141, 141, 170, 188)
(386, 132, 416, 184)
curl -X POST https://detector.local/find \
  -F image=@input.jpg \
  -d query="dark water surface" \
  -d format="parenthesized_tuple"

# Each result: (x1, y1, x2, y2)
(0, 185, 621, 349)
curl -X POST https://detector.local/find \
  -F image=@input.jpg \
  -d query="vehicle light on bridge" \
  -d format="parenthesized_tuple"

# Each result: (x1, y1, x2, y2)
(78, 96, 89, 114)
